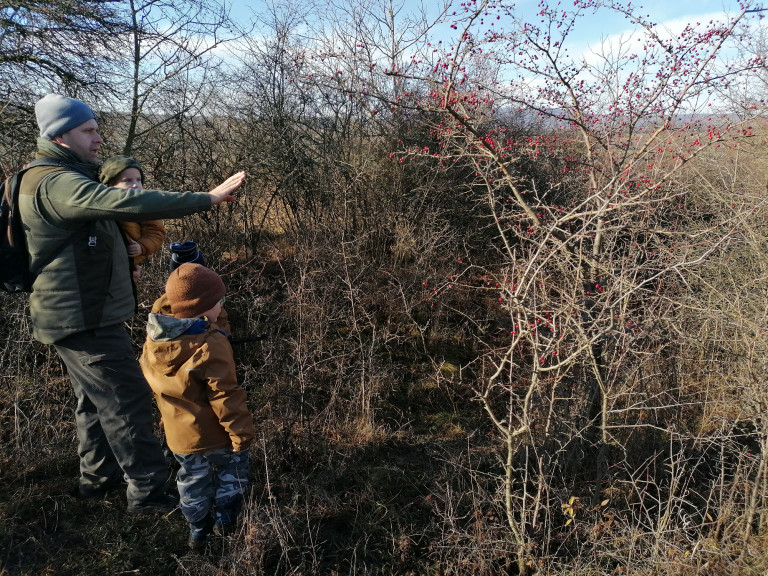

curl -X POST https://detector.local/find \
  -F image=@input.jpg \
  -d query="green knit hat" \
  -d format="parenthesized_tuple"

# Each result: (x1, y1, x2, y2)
(99, 155, 145, 186)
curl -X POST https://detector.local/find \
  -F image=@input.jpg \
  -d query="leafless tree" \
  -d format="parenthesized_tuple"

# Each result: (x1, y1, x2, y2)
(0, 0, 120, 172)
(102, 0, 241, 160)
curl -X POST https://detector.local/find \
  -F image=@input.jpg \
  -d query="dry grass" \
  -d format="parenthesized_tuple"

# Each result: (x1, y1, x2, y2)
(3, 128, 768, 576)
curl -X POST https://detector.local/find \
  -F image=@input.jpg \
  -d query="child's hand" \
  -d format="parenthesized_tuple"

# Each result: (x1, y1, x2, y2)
(132, 265, 143, 281)
(126, 237, 143, 257)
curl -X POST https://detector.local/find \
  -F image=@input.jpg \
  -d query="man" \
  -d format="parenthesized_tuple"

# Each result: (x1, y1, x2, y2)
(19, 93, 246, 514)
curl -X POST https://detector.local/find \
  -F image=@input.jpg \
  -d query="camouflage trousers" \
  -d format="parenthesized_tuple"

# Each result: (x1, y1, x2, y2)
(173, 447, 250, 536)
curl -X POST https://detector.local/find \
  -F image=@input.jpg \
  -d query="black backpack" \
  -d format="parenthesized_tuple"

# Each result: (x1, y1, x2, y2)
(1, 158, 68, 293)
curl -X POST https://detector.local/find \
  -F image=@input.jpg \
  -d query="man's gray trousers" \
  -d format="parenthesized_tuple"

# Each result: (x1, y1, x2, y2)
(54, 324, 169, 505)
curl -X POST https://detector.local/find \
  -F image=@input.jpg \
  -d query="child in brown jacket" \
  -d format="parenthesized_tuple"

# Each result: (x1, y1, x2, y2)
(139, 263, 255, 551)
(99, 155, 166, 280)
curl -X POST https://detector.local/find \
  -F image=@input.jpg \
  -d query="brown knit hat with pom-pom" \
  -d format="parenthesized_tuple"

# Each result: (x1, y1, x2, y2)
(165, 263, 225, 318)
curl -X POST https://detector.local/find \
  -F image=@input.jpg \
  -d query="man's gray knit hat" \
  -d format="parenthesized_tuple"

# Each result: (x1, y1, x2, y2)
(35, 94, 96, 139)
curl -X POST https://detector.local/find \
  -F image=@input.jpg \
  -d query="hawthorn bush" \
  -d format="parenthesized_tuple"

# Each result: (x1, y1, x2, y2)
(296, 0, 768, 572)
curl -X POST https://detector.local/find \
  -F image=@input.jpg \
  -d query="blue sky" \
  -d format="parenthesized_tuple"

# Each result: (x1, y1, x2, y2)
(217, 0, 762, 113)
(225, 0, 757, 40)
(223, 0, 764, 79)
(569, 0, 757, 44)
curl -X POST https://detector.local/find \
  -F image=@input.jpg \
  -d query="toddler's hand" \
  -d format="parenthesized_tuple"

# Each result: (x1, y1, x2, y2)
(126, 237, 143, 257)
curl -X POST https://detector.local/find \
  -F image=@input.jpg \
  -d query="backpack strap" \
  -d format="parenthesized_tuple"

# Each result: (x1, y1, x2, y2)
(26, 156, 93, 176)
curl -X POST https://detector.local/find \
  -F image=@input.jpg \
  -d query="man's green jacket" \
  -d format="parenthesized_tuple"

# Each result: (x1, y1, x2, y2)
(19, 138, 213, 344)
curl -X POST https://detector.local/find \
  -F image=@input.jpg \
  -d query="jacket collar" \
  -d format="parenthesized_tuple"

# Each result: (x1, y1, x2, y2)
(147, 313, 210, 341)
(35, 137, 99, 179)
